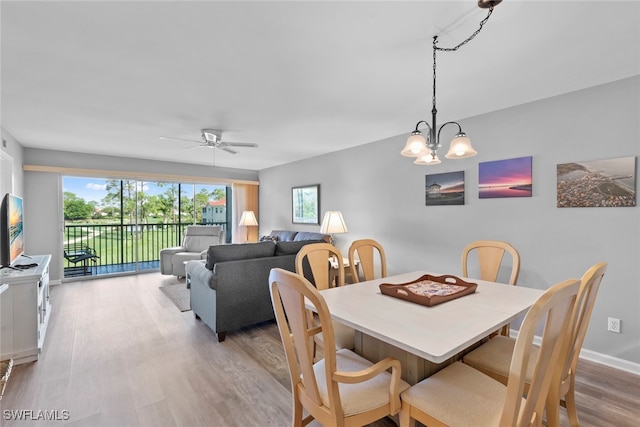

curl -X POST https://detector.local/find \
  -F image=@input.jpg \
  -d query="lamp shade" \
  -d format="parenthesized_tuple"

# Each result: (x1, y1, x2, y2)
(238, 210, 258, 227)
(414, 149, 441, 165)
(319, 211, 348, 234)
(445, 133, 477, 159)
(401, 131, 428, 157)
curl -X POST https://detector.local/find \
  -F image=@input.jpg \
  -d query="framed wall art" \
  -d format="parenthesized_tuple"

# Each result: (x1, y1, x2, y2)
(292, 184, 320, 224)
(425, 171, 465, 206)
(479, 156, 532, 198)
(557, 156, 636, 207)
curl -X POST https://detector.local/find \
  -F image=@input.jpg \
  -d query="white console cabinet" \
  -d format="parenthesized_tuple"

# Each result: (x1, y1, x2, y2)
(0, 254, 51, 364)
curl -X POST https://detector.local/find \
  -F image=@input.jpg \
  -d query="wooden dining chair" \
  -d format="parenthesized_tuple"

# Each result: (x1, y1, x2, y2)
(295, 243, 355, 355)
(348, 238, 387, 283)
(462, 239, 521, 335)
(399, 277, 581, 427)
(269, 268, 410, 427)
(297, 242, 345, 289)
(462, 262, 607, 427)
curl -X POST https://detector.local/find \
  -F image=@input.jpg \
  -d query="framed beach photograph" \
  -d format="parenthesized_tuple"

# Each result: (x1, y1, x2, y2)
(557, 156, 636, 208)
(479, 156, 533, 198)
(425, 171, 465, 206)
(292, 184, 320, 224)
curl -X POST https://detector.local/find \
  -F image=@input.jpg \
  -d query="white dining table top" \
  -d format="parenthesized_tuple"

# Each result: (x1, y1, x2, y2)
(311, 271, 544, 364)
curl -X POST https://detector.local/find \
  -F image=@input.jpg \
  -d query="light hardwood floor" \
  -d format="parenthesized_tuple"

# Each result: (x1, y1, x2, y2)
(1, 272, 638, 426)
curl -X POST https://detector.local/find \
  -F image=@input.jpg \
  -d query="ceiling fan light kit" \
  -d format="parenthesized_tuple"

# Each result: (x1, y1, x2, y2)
(402, 0, 500, 165)
(202, 129, 221, 143)
(159, 129, 258, 157)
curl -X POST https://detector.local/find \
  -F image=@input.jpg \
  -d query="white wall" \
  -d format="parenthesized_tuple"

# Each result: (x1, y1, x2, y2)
(0, 129, 24, 197)
(259, 76, 640, 368)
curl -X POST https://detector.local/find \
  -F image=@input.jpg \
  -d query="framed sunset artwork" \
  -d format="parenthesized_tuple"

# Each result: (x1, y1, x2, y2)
(479, 156, 532, 198)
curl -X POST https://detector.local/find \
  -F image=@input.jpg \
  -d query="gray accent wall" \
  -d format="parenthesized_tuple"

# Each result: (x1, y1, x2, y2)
(259, 76, 640, 367)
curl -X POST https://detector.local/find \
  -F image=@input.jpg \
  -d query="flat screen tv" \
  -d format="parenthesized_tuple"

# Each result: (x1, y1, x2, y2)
(0, 193, 25, 267)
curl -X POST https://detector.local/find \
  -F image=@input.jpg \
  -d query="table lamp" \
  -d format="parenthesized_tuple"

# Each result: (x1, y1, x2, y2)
(319, 211, 348, 245)
(238, 210, 258, 242)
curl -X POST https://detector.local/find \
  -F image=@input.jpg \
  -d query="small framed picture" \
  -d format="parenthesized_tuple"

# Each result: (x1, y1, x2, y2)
(292, 184, 320, 224)
(425, 171, 465, 206)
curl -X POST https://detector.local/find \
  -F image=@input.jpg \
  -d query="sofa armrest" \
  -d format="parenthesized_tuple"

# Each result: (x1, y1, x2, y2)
(160, 246, 187, 274)
(161, 246, 186, 256)
(187, 259, 215, 289)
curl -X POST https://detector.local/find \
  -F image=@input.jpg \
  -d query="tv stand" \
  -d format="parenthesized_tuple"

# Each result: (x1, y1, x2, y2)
(0, 254, 51, 364)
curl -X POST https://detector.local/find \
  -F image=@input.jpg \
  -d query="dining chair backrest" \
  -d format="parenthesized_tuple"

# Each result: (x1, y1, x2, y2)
(269, 268, 407, 426)
(462, 240, 521, 285)
(296, 242, 345, 289)
(546, 261, 607, 427)
(348, 239, 387, 283)
(500, 278, 580, 427)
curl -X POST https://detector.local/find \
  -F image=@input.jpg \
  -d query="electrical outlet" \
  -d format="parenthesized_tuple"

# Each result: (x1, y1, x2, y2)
(608, 317, 621, 333)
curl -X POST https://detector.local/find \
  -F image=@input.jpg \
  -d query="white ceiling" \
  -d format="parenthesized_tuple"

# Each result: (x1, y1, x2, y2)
(2, 1, 639, 171)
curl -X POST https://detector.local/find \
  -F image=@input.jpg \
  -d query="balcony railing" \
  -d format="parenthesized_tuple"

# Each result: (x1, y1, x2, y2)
(63, 222, 228, 278)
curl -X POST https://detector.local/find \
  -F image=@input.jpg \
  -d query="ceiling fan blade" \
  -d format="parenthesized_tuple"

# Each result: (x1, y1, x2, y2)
(221, 146, 238, 154)
(182, 144, 207, 150)
(159, 136, 203, 144)
(222, 142, 259, 148)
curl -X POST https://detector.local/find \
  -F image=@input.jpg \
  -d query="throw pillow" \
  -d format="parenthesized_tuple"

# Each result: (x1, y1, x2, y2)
(260, 235, 278, 242)
(269, 230, 298, 242)
(293, 231, 331, 243)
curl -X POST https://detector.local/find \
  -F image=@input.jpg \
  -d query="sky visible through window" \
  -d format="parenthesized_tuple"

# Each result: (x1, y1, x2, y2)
(64, 177, 167, 203)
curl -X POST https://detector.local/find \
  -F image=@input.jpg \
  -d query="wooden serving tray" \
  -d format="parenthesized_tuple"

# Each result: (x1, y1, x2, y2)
(379, 274, 477, 307)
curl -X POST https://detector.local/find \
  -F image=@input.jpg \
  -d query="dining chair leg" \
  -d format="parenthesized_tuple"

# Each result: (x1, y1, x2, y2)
(292, 395, 304, 427)
(565, 378, 580, 427)
(399, 400, 416, 427)
(546, 387, 562, 427)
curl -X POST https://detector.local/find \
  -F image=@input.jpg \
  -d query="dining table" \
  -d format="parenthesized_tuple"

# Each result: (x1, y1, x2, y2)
(307, 271, 545, 384)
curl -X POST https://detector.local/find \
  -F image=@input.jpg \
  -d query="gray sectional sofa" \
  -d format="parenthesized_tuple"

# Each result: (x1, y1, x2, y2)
(187, 230, 329, 341)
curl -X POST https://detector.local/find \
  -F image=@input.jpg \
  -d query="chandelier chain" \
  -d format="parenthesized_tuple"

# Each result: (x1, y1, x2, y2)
(432, 3, 495, 116)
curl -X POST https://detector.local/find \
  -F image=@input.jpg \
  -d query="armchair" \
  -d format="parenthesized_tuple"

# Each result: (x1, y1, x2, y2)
(160, 225, 225, 277)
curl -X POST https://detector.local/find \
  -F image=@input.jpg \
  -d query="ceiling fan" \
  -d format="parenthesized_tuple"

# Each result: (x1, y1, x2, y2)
(159, 129, 258, 154)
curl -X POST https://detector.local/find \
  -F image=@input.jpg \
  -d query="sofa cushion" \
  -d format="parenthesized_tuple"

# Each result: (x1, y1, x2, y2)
(275, 239, 325, 256)
(293, 231, 331, 243)
(269, 230, 299, 242)
(205, 241, 276, 270)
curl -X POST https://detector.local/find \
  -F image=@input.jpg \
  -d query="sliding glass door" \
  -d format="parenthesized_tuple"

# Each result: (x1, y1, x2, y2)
(62, 176, 230, 279)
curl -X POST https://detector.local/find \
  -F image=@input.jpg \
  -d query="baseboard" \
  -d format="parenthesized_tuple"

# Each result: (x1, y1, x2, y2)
(578, 348, 640, 376)
(515, 330, 640, 376)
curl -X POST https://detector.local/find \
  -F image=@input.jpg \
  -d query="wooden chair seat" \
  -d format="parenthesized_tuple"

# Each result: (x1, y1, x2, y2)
(313, 348, 410, 417)
(401, 361, 522, 426)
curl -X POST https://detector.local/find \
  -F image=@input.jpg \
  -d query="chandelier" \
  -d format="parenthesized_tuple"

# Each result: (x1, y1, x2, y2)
(401, 0, 501, 165)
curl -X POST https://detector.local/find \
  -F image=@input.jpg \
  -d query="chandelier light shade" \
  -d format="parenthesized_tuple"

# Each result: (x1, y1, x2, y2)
(403, 1, 499, 165)
(320, 211, 348, 234)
